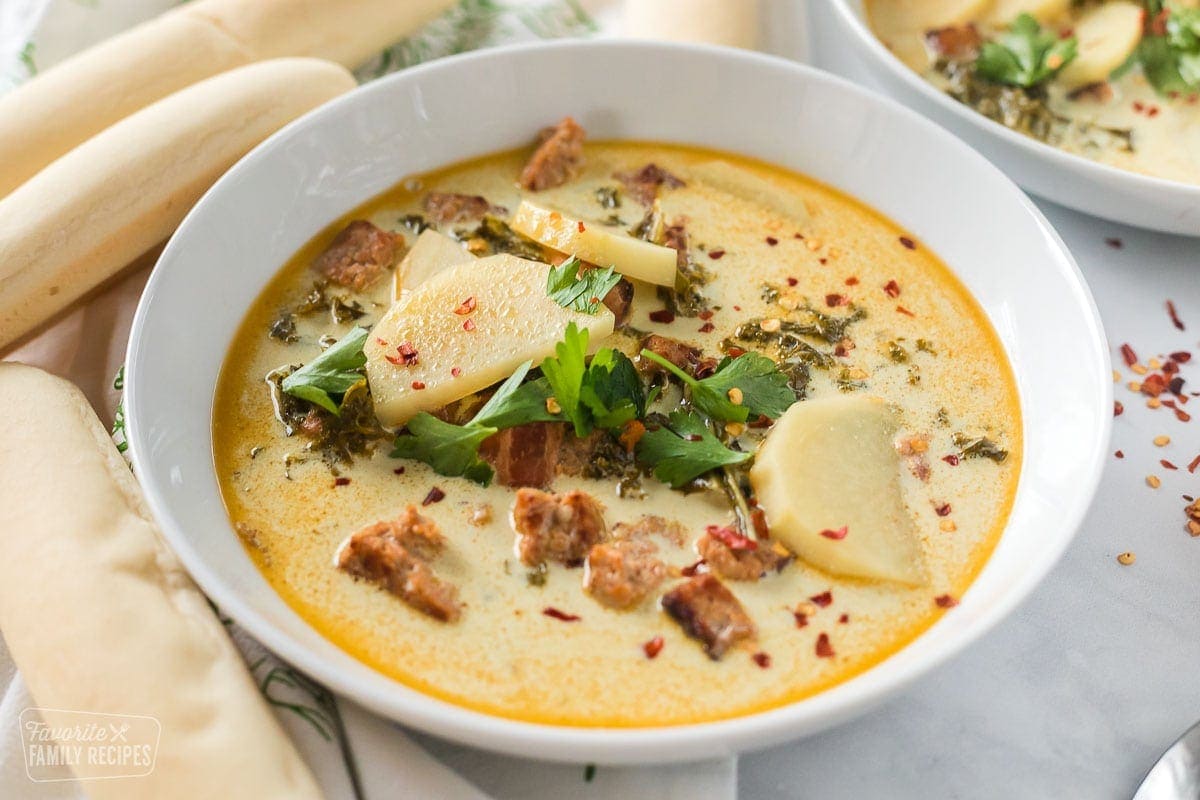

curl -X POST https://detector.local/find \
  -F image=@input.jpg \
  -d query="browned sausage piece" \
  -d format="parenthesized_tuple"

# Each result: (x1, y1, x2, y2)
(638, 333, 717, 378)
(512, 487, 606, 567)
(313, 219, 400, 291)
(423, 192, 506, 226)
(585, 537, 666, 610)
(697, 531, 791, 582)
(613, 163, 686, 206)
(601, 277, 634, 327)
(480, 422, 565, 489)
(611, 515, 687, 547)
(923, 25, 982, 60)
(337, 506, 462, 622)
(661, 574, 756, 659)
(518, 117, 586, 191)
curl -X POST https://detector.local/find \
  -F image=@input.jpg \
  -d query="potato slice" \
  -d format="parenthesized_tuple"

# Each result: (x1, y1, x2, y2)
(509, 200, 677, 286)
(985, 0, 1071, 25)
(690, 160, 811, 226)
(750, 396, 924, 585)
(392, 228, 476, 302)
(1057, 1, 1143, 89)
(366, 253, 615, 427)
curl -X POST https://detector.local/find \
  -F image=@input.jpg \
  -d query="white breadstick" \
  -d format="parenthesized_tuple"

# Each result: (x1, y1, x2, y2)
(0, 0, 454, 198)
(0, 57, 356, 352)
(625, 0, 760, 49)
(0, 363, 322, 799)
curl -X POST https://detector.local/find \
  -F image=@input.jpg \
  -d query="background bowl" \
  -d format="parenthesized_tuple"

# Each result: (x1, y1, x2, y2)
(125, 41, 1111, 764)
(825, 0, 1200, 237)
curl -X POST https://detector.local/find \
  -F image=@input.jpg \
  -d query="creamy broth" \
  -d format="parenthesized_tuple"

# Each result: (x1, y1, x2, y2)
(213, 141, 1020, 726)
(867, 0, 1200, 184)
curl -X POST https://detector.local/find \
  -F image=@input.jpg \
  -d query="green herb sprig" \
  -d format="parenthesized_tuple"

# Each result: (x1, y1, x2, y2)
(638, 349, 795, 423)
(975, 13, 1078, 88)
(281, 327, 370, 415)
(635, 411, 752, 489)
(546, 256, 622, 314)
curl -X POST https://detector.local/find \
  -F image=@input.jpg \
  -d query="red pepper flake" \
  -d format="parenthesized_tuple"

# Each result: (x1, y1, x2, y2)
(896, 305, 915, 317)
(385, 341, 420, 367)
(733, 305, 741, 311)
(707, 524, 757, 551)
(543, 607, 580, 622)
(393, 466, 406, 475)
(411, 380, 426, 390)
(1188, 454, 1200, 473)
(844, 276, 859, 286)
(1171, 351, 1192, 363)
(793, 611, 809, 628)
(1149, 106, 1160, 118)
(725, 345, 747, 358)
(838, 613, 850, 624)
(375, 337, 389, 346)
(883, 279, 901, 298)
(1162, 459, 1179, 471)
(698, 322, 715, 333)
(1170, 376, 1186, 395)
(942, 454, 959, 466)
(1176, 407, 1192, 423)
(809, 590, 833, 608)
(1105, 237, 1123, 249)
(451, 366, 462, 378)
(462, 318, 476, 332)
(1120, 343, 1138, 367)
(643, 636, 665, 659)
(815, 633, 835, 658)
(935, 503, 952, 517)
(1164, 360, 1181, 376)
(819, 257, 828, 265)
(1167, 300, 1186, 331)
(680, 559, 706, 577)
(765, 236, 779, 246)
(1133, 100, 1145, 112)
(1114, 401, 1124, 417)
(334, 477, 351, 487)
(1141, 374, 1168, 397)
(750, 507, 770, 539)
(899, 235, 916, 250)
(794, 232, 805, 239)
(934, 594, 958, 608)
(697, 309, 715, 321)
(577, 220, 586, 233)
(453, 296, 477, 315)
(825, 293, 846, 307)
(707, 248, 725, 260)
(649, 309, 675, 324)
(752, 651, 772, 668)
(748, 414, 772, 429)
(1114, 450, 1124, 459)
(422, 486, 445, 506)
(819, 526, 848, 540)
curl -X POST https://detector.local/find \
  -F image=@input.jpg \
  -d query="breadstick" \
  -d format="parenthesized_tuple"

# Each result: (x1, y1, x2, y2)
(0, 57, 356, 352)
(0, 0, 453, 197)
(0, 363, 322, 799)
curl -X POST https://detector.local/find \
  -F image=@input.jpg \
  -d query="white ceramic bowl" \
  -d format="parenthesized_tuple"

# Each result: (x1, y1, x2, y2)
(125, 41, 1111, 764)
(828, 0, 1200, 237)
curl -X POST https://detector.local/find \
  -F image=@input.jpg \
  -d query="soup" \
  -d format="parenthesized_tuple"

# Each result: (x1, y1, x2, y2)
(867, 0, 1200, 184)
(213, 120, 1020, 726)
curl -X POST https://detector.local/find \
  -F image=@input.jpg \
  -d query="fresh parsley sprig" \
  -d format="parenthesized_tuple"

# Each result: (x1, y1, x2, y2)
(975, 13, 1078, 88)
(1136, 2, 1200, 94)
(638, 349, 795, 423)
(281, 326, 369, 415)
(543, 322, 647, 436)
(546, 256, 621, 314)
(635, 411, 752, 489)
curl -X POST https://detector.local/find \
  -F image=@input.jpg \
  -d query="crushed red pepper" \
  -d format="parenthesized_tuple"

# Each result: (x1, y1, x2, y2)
(698, 322, 715, 333)
(708, 524, 757, 551)
(752, 651, 772, 668)
(707, 249, 725, 260)
(793, 611, 809, 628)
(942, 454, 959, 466)
(334, 477, 351, 487)
(896, 305, 915, 317)
(1188, 454, 1200, 473)
(765, 236, 779, 246)
(845, 276, 859, 286)
(680, 559, 706, 577)
(935, 503, 952, 517)
(453, 296, 477, 315)
(1120, 344, 1138, 367)
(899, 236, 916, 250)
(935, 594, 958, 608)
(543, 607, 581, 622)
(809, 590, 833, 608)
(883, 279, 901, 298)
(815, 633, 835, 658)
(422, 486, 445, 506)
(1162, 459, 1179, 470)
(819, 526, 848, 540)
(385, 341, 420, 367)
(1168, 300, 1185, 331)
(643, 636, 664, 659)
(1114, 401, 1124, 416)
(463, 318, 476, 332)
(649, 309, 675, 324)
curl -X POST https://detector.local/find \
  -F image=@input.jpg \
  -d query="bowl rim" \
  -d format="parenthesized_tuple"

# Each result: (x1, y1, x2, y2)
(125, 38, 1112, 762)
(828, 0, 1200, 200)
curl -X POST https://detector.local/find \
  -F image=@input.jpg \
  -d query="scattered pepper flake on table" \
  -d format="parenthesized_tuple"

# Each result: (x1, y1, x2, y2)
(1117, 551, 1136, 566)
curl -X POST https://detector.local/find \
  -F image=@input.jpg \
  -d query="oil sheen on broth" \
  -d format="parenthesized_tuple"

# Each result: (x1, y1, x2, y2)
(213, 140, 1021, 726)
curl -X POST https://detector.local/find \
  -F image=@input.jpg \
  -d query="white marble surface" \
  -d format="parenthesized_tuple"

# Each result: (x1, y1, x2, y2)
(733, 7, 1200, 799)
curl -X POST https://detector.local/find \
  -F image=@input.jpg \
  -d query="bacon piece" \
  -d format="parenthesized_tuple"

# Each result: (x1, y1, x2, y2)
(661, 574, 756, 659)
(613, 163, 686, 206)
(313, 219, 399, 291)
(337, 507, 461, 622)
(512, 488, 607, 567)
(697, 532, 791, 581)
(924, 24, 982, 60)
(480, 423, 564, 489)
(423, 192, 505, 226)
(518, 117, 586, 191)
(585, 538, 666, 609)
(602, 277, 634, 327)
(638, 333, 716, 378)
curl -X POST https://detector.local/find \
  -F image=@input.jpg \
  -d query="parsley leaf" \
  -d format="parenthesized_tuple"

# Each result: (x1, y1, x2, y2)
(546, 256, 621, 314)
(975, 13, 1077, 88)
(638, 349, 795, 423)
(635, 411, 752, 488)
(281, 326, 369, 415)
(541, 322, 591, 435)
(580, 348, 646, 430)
(471, 361, 559, 429)
(1138, 3, 1200, 94)
(389, 413, 497, 485)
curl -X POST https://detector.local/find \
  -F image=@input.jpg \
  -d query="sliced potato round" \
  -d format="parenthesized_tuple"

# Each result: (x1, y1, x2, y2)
(985, 0, 1072, 25)
(392, 228, 477, 302)
(1057, 1, 1143, 89)
(510, 200, 677, 287)
(749, 395, 925, 585)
